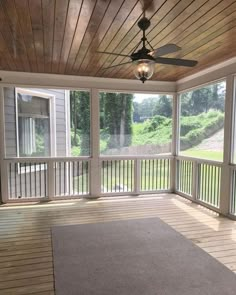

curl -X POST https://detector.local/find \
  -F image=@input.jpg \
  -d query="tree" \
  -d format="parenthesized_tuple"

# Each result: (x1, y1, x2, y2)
(70, 91, 90, 155)
(103, 92, 133, 149)
(154, 95, 172, 117)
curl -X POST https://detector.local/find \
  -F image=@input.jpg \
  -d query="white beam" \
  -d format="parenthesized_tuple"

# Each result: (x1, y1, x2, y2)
(0, 71, 176, 93)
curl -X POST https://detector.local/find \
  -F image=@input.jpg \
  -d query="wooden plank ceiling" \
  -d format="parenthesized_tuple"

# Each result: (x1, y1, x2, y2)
(0, 0, 236, 81)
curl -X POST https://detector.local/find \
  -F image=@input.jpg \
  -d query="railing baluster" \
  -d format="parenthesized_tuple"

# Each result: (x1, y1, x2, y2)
(9, 163, 12, 199)
(39, 163, 42, 197)
(44, 163, 47, 197)
(114, 160, 117, 192)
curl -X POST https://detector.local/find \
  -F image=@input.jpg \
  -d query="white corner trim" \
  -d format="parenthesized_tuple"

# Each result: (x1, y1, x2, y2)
(177, 57, 236, 85)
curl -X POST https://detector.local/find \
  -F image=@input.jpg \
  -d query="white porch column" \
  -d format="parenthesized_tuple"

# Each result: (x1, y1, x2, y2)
(220, 75, 234, 215)
(0, 86, 9, 203)
(89, 88, 101, 198)
(171, 93, 178, 192)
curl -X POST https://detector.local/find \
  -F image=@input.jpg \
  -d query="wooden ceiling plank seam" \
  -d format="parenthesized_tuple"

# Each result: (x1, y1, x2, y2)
(14, 0, 38, 73)
(57, 0, 74, 74)
(42, 0, 56, 73)
(28, 0, 45, 73)
(148, 0, 211, 49)
(0, 1, 29, 72)
(94, 0, 177, 76)
(179, 48, 236, 80)
(2, 0, 31, 72)
(78, 0, 126, 74)
(88, 0, 142, 76)
(13, 0, 38, 73)
(0, 2, 25, 71)
(113, 0, 212, 78)
(163, 0, 236, 55)
(58, 0, 84, 74)
(72, 0, 112, 73)
(41, 0, 46, 73)
(149, 2, 236, 79)
(164, 32, 236, 80)
(65, 0, 98, 74)
(81, 0, 143, 76)
(154, 26, 236, 80)
(97, 0, 192, 77)
(118, 0, 236, 79)
(152, 5, 236, 79)
(90, 0, 168, 77)
(160, 39, 236, 80)
(178, 13, 236, 58)
(52, 0, 70, 74)
(87, 0, 141, 76)
(104, 0, 196, 78)
(149, 0, 225, 52)
(0, 32, 15, 71)
(149, 0, 236, 76)
(92, 0, 173, 76)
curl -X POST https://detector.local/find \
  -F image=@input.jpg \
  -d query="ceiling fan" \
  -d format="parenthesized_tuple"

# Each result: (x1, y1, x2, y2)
(97, 16, 198, 83)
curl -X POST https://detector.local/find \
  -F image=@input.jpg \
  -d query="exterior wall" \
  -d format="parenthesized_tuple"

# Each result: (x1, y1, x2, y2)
(3, 87, 68, 158)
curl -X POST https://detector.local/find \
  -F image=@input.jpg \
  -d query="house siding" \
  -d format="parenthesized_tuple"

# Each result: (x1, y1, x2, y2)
(4, 87, 68, 157)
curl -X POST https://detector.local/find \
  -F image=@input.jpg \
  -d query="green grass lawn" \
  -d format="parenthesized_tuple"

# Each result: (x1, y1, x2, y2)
(178, 149, 222, 208)
(101, 160, 170, 193)
(181, 150, 223, 162)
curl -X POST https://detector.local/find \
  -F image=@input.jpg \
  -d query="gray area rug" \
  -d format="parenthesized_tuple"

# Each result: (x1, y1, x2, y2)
(52, 218, 236, 295)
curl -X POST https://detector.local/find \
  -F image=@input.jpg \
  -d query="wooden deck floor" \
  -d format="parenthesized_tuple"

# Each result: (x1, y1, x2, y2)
(0, 194, 236, 294)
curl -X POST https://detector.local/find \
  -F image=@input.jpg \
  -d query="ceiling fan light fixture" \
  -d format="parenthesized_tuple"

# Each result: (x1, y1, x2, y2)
(134, 59, 155, 83)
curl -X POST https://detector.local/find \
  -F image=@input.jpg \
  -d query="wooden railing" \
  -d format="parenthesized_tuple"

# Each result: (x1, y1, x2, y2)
(4, 157, 90, 201)
(176, 156, 222, 211)
(197, 162, 221, 208)
(176, 159, 193, 196)
(230, 166, 236, 215)
(3, 155, 173, 201)
(100, 155, 173, 195)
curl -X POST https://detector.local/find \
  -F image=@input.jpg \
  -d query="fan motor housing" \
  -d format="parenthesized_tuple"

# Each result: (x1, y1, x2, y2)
(131, 48, 155, 62)
(138, 17, 151, 31)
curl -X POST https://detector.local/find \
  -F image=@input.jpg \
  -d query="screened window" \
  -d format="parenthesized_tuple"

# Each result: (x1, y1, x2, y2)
(70, 90, 90, 156)
(100, 92, 173, 155)
(17, 90, 50, 157)
(232, 78, 236, 164)
(179, 81, 226, 161)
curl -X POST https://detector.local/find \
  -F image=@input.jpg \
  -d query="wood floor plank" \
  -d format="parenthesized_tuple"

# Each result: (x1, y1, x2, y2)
(0, 194, 235, 294)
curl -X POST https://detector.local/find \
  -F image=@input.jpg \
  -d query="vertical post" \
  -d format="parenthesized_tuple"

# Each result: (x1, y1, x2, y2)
(171, 93, 179, 192)
(192, 160, 198, 200)
(220, 75, 234, 215)
(89, 88, 101, 198)
(0, 86, 9, 203)
(47, 160, 55, 200)
(133, 159, 141, 194)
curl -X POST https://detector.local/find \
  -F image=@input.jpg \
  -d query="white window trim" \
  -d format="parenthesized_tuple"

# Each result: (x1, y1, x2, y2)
(15, 88, 56, 173)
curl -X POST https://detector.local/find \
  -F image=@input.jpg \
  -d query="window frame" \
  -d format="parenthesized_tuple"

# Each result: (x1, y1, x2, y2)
(98, 90, 174, 156)
(15, 88, 56, 173)
(15, 88, 56, 158)
(177, 79, 226, 161)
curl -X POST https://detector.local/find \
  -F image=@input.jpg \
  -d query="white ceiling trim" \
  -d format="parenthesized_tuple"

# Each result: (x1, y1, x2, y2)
(0, 71, 176, 93)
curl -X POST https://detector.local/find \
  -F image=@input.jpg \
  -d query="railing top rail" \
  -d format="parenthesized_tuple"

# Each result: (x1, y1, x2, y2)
(176, 155, 223, 167)
(100, 154, 174, 161)
(4, 156, 91, 163)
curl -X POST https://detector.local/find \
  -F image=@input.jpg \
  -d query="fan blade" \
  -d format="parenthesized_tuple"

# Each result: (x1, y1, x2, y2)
(101, 61, 133, 70)
(149, 44, 181, 58)
(139, 0, 155, 12)
(97, 51, 130, 58)
(155, 57, 198, 67)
